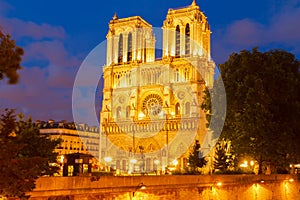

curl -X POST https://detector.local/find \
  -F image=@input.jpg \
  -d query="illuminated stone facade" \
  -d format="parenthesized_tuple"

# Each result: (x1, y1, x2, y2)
(100, 0, 214, 173)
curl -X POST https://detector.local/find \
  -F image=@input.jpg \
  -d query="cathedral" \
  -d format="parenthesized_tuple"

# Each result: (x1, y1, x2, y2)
(99, 0, 214, 174)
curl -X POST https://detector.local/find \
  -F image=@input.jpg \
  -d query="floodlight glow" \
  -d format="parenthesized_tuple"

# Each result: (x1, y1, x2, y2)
(104, 156, 112, 162)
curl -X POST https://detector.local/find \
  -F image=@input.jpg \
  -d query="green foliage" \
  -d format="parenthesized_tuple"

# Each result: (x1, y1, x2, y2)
(0, 30, 23, 84)
(213, 139, 234, 172)
(188, 140, 207, 174)
(0, 109, 61, 199)
(219, 48, 300, 174)
(201, 76, 227, 141)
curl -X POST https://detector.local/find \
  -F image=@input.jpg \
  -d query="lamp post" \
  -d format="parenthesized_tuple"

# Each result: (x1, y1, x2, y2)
(104, 156, 112, 172)
(139, 145, 145, 173)
(166, 114, 170, 172)
(132, 183, 146, 197)
(128, 122, 136, 174)
(154, 159, 160, 175)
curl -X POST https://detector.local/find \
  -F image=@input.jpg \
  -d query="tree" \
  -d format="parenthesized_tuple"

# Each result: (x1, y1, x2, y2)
(213, 139, 234, 173)
(188, 140, 207, 174)
(0, 109, 61, 199)
(215, 48, 300, 174)
(0, 29, 23, 84)
(201, 76, 227, 141)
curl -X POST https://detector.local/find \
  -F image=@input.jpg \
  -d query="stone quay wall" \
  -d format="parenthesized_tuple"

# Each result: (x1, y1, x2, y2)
(28, 174, 300, 200)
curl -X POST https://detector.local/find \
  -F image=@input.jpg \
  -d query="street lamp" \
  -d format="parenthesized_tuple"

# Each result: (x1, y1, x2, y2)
(130, 128, 136, 173)
(104, 156, 112, 162)
(139, 145, 145, 173)
(172, 159, 178, 166)
(165, 114, 169, 169)
(133, 183, 146, 197)
(104, 156, 112, 172)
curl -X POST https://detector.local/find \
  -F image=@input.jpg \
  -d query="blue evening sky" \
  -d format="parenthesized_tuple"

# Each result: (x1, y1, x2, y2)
(0, 0, 299, 124)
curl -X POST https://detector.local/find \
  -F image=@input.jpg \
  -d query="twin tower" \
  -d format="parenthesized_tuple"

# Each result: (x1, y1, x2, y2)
(100, 1, 215, 173)
(106, 0, 211, 66)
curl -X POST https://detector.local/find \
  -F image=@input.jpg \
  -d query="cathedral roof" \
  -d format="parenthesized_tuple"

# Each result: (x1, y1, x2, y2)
(168, 0, 200, 14)
(110, 15, 152, 28)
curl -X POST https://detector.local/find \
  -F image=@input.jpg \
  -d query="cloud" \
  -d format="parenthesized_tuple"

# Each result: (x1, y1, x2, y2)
(213, 4, 300, 64)
(269, 6, 300, 43)
(0, 66, 74, 121)
(46, 64, 77, 88)
(0, 1, 82, 122)
(24, 40, 80, 67)
(0, 17, 66, 40)
(222, 19, 265, 47)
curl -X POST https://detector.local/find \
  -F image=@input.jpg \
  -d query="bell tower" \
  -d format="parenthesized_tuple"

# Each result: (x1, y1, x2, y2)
(162, 0, 211, 59)
(106, 14, 155, 66)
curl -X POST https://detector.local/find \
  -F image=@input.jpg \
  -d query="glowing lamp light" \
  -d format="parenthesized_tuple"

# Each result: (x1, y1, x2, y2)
(240, 160, 248, 168)
(260, 180, 265, 183)
(250, 161, 254, 166)
(140, 185, 146, 190)
(172, 159, 178, 166)
(216, 182, 222, 187)
(289, 178, 294, 182)
(138, 113, 145, 119)
(133, 183, 146, 197)
(154, 159, 160, 165)
(104, 156, 112, 162)
(60, 155, 64, 163)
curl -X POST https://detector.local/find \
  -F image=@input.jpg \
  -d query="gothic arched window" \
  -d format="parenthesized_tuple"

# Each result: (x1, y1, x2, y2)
(185, 102, 190, 115)
(116, 106, 121, 119)
(184, 68, 190, 81)
(126, 106, 130, 119)
(174, 68, 180, 82)
(144, 40, 147, 62)
(175, 25, 180, 57)
(127, 33, 132, 62)
(118, 34, 123, 63)
(185, 23, 190, 55)
(175, 103, 180, 115)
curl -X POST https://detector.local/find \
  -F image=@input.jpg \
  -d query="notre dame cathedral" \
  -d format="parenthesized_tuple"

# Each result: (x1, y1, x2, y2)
(99, 0, 214, 174)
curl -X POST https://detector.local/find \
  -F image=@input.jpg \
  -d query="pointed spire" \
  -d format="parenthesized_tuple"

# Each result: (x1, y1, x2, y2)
(191, 0, 197, 6)
(112, 12, 118, 20)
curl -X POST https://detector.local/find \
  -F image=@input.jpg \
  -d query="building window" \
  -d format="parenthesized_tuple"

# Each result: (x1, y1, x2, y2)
(175, 25, 180, 57)
(185, 23, 190, 55)
(174, 68, 180, 82)
(144, 40, 147, 62)
(126, 106, 130, 119)
(122, 160, 127, 171)
(127, 33, 132, 62)
(68, 165, 74, 176)
(175, 103, 180, 115)
(184, 68, 190, 81)
(185, 102, 190, 115)
(116, 160, 120, 170)
(116, 106, 121, 119)
(146, 158, 151, 171)
(118, 34, 123, 63)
